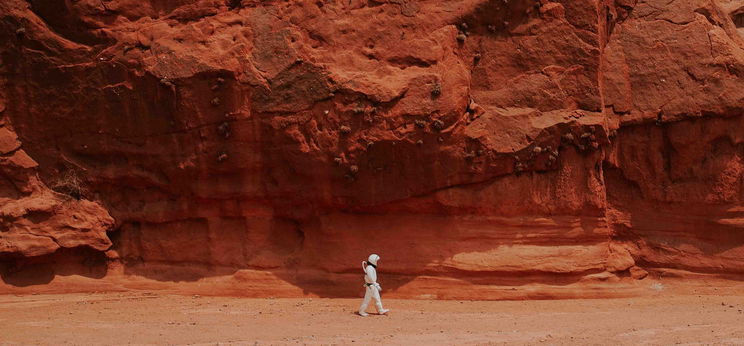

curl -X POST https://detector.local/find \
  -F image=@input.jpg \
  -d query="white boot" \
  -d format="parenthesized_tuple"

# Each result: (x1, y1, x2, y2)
(376, 301, 389, 315)
(358, 311, 369, 317)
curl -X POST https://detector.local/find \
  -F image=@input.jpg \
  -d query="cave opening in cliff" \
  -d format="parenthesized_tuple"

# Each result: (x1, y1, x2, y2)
(0, 247, 108, 287)
(733, 8, 744, 28)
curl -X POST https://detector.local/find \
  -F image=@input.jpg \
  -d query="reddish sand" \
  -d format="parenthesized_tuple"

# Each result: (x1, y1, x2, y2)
(3, 292, 744, 345)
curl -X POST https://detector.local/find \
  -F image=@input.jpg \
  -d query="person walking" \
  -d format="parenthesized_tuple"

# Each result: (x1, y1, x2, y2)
(358, 253, 390, 316)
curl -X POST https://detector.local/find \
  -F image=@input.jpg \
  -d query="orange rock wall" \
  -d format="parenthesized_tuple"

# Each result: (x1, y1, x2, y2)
(1, 0, 744, 298)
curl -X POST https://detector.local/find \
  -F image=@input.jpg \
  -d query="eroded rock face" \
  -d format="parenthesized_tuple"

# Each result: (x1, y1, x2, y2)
(1, 0, 744, 298)
(0, 116, 114, 259)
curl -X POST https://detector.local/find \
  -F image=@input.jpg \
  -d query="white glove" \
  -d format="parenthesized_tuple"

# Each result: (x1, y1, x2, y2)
(375, 283, 382, 291)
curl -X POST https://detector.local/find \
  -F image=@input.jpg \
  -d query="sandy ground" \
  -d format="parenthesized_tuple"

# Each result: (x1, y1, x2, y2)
(2, 292, 744, 345)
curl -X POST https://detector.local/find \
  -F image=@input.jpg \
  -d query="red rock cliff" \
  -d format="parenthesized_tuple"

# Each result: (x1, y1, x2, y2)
(1, 0, 744, 298)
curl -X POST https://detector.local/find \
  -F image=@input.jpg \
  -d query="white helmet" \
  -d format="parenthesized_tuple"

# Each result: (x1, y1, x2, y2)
(367, 254, 380, 266)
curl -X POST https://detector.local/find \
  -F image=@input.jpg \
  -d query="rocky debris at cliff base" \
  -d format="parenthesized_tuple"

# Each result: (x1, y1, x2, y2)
(630, 266, 649, 280)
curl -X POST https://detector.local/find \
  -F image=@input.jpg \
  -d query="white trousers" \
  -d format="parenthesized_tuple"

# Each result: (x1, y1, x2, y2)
(359, 285, 384, 313)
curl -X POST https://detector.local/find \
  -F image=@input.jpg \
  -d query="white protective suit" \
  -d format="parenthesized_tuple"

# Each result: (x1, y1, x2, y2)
(358, 254, 389, 316)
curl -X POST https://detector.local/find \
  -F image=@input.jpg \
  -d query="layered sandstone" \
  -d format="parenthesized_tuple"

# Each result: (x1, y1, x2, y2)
(1, 0, 744, 298)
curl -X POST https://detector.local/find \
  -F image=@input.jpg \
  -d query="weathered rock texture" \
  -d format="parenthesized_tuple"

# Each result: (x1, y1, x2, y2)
(0, 117, 113, 259)
(1, 0, 744, 298)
